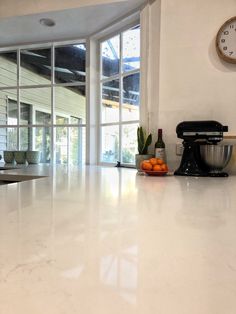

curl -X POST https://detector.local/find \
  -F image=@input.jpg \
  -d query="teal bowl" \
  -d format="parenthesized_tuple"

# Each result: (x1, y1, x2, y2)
(26, 151, 40, 164)
(3, 151, 15, 163)
(14, 151, 26, 164)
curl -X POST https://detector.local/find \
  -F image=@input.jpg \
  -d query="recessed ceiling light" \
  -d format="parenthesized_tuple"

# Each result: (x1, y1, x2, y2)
(39, 18, 56, 27)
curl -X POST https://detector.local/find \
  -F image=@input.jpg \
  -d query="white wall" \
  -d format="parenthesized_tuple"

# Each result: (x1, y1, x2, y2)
(148, 0, 236, 168)
(140, 0, 161, 138)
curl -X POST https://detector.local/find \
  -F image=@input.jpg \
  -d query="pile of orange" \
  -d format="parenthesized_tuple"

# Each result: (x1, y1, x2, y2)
(141, 158, 168, 172)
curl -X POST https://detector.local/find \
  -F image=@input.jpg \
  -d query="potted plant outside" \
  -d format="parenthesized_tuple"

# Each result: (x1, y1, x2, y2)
(136, 127, 153, 171)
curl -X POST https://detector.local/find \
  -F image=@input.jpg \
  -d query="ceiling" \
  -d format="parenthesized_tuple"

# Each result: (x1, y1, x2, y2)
(0, 0, 146, 48)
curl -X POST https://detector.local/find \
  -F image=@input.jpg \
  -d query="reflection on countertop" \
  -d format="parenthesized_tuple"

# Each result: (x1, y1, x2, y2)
(0, 163, 49, 182)
(0, 165, 236, 314)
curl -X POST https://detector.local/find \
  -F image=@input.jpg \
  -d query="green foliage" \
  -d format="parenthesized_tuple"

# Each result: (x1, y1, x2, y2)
(137, 127, 152, 155)
(122, 148, 134, 164)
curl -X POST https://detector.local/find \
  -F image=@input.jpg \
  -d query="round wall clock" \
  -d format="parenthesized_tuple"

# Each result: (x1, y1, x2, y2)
(216, 16, 236, 64)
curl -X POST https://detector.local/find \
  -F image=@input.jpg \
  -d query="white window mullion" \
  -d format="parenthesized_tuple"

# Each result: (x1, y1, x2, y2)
(98, 41, 103, 163)
(0, 82, 86, 91)
(32, 107, 36, 150)
(119, 32, 123, 164)
(51, 43, 55, 165)
(100, 74, 120, 84)
(86, 39, 90, 165)
(100, 120, 139, 127)
(17, 48, 20, 150)
(121, 68, 140, 78)
(67, 126, 70, 165)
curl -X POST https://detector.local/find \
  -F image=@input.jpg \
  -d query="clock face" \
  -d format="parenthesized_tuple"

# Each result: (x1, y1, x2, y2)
(216, 17, 236, 63)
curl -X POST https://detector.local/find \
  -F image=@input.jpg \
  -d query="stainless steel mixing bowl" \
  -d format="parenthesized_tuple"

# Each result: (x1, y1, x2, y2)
(200, 144, 233, 173)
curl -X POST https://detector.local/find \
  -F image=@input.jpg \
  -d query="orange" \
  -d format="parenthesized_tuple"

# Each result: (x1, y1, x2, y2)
(141, 161, 153, 171)
(153, 164, 162, 171)
(161, 164, 168, 171)
(149, 158, 158, 166)
(156, 158, 164, 165)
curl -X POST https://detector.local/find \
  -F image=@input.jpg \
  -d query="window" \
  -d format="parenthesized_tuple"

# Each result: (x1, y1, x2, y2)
(0, 42, 86, 165)
(100, 25, 140, 165)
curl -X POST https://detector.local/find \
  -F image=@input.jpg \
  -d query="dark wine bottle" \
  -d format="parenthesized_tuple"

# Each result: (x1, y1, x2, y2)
(155, 129, 166, 162)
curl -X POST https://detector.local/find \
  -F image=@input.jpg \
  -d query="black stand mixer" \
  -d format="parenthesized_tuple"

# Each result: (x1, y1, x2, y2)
(174, 121, 232, 177)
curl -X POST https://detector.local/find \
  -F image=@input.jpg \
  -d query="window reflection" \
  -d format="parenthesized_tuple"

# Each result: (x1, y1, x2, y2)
(100, 246, 138, 305)
(55, 44, 86, 83)
(20, 48, 51, 85)
(8, 100, 17, 125)
(36, 110, 51, 125)
(55, 85, 86, 125)
(0, 51, 17, 87)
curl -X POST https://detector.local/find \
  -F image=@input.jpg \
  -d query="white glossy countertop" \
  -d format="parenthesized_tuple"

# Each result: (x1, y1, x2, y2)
(0, 165, 236, 314)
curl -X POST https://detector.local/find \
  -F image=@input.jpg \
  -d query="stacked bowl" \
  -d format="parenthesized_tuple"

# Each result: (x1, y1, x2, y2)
(3, 150, 40, 164)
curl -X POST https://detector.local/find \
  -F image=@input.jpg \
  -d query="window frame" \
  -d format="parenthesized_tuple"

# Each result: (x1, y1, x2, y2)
(0, 39, 87, 165)
(98, 21, 140, 166)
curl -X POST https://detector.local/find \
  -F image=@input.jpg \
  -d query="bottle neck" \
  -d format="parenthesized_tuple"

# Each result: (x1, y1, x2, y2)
(158, 129, 163, 141)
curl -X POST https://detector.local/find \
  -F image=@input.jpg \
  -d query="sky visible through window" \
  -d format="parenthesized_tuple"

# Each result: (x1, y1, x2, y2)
(102, 26, 140, 71)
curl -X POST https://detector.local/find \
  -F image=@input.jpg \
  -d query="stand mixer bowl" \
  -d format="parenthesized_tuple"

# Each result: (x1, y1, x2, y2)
(200, 144, 233, 173)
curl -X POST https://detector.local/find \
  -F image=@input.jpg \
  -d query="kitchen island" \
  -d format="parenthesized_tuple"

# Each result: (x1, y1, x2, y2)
(0, 165, 236, 314)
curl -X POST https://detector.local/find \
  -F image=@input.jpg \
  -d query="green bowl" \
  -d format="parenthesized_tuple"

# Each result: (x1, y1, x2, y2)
(26, 151, 40, 164)
(14, 151, 26, 164)
(3, 151, 15, 163)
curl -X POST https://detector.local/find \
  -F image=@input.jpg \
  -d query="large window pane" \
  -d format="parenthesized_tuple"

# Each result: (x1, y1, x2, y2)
(70, 126, 85, 165)
(20, 127, 31, 150)
(55, 86, 86, 124)
(0, 91, 8, 125)
(20, 88, 51, 124)
(55, 126, 85, 165)
(0, 51, 17, 87)
(100, 25, 140, 166)
(0, 127, 17, 156)
(7, 128, 17, 151)
(102, 35, 120, 79)
(123, 73, 140, 121)
(35, 127, 51, 163)
(55, 44, 86, 84)
(102, 79, 119, 123)
(122, 124, 138, 165)
(20, 103, 32, 125)
(0, 41, 87, 165)
(0, 128, 7, 158)
(102, 125, 119, 163)
(36, 110, 51, 125)
(0, 90, 17, 125)
(56, 127, 68, 164)
(56, 116, 69, 125)
(8, 99, 18, 126)
(123, 26, 140, 72)
(20, 48, 51, 86)
(19, 127, 51, 163)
